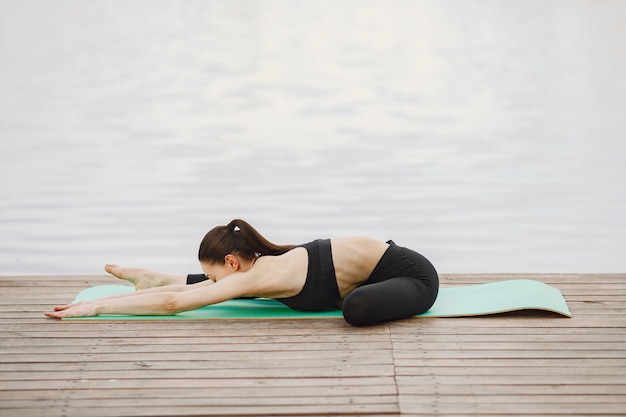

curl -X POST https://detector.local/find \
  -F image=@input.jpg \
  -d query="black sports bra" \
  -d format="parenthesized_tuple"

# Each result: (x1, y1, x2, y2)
(275, 239, 342, 311)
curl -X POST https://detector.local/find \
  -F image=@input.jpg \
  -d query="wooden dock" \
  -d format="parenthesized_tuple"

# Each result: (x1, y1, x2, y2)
(1, 274, 625, 416)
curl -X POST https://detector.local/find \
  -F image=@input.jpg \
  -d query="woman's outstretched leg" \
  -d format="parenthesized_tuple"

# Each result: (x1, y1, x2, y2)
(104, 264, 187, 290)
(342, 277, 437, 326)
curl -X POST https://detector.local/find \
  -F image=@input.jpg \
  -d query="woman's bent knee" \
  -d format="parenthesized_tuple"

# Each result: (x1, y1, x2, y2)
(342, 290, 378, 326)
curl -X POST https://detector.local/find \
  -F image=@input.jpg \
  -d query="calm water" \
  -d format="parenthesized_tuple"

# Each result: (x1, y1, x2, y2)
(1, 0, 625, 275)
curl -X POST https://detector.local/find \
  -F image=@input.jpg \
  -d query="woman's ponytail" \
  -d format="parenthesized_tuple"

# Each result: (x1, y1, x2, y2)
(199, 219, 295, 264)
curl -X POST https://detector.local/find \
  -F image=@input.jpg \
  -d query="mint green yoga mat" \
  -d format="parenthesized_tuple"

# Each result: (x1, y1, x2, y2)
(62, 279, 571, 320)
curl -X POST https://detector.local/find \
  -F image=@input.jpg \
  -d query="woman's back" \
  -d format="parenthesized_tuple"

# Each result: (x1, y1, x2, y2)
(329, 237, 390, 297)
(252, 236, 389, 299)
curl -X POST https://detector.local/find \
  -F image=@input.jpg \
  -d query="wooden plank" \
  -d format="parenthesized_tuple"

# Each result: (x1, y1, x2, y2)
(394, 366, 626, 377)
(394, 358, 626, 367)
(390, 327, 626, 335)
(395, 375, 626, 385)
(399, 394, 626, 404)
(0, 341, 393, 355)
(0, 350, 391, 363)
(0, 394, 400, 408)
(0, 334, 393, 345)
(2, 321, 359, 334)
(0, 357, 391, 372)
(0, 404, 400, 417)
(0, 385, 399, 400)
(0, 364, 396, 380)
(397, 384, 626, 396)
(438, 273, 626, 282)
(398, 401, 626, 416)
(391, 341, 626, 351)
(393, 350, 626, 359)
(390, 334, 626, 342)
(2, 376, 397, 391)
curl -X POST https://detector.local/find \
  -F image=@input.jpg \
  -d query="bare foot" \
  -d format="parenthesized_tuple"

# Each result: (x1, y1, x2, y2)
(104, 264, 186, 290)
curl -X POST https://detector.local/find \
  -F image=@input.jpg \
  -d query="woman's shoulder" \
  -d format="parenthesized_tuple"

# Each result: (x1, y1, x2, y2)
(249, 247, 308, 297)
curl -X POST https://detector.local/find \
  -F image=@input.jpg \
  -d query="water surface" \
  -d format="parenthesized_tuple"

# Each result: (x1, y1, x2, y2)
(1, 0, 625, 275)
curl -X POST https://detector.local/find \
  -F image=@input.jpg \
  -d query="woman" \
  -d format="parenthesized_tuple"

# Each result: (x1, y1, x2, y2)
(46, 219, 439, 326)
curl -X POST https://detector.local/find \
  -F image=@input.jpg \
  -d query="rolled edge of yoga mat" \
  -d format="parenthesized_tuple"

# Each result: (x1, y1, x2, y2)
(422, 279, 572, 318)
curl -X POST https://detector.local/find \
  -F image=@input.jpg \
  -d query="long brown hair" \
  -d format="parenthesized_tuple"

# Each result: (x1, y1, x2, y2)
(198, 219, 296, 264)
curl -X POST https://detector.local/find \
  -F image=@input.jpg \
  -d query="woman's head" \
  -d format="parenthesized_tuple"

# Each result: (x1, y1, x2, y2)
(198, 219, 295, 266)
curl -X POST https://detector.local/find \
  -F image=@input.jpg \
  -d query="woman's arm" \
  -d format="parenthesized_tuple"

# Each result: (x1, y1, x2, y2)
(45, 291, 181, 318)
(45, 272, 252, 319)
(50, 279, 212, 311)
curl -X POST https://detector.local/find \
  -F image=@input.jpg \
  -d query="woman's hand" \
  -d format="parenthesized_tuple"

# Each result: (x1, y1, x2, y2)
(44, 301, 98, 319)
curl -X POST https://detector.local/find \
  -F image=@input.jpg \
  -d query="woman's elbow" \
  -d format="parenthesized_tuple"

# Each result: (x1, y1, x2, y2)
(162, 293, 184, 315)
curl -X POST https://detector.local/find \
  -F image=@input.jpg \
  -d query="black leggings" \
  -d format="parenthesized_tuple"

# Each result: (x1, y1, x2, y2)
(341, 241, 439, 326)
